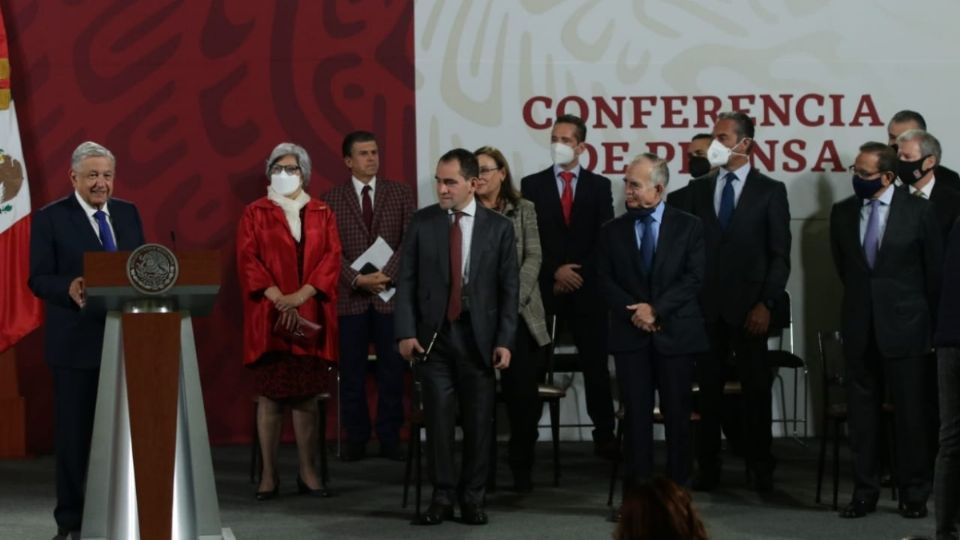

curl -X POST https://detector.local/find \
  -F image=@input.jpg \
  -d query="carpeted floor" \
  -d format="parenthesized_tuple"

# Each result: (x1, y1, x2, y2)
(0, 438, 937, 539)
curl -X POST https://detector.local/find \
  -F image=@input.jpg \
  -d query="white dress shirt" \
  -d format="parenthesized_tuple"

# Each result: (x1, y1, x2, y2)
(352, 175, 377, 206)
(449, 197, 476, 284)
(908, 175, 936, 199)
(713, 162, 752, 215)
(74, 191, 116, 247)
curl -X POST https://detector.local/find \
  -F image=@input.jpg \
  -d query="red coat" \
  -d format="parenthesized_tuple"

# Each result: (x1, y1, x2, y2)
(237, 197, 341, 365)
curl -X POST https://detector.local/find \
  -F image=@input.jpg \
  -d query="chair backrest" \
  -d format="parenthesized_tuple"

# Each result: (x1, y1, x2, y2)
(816, 330, 846, 409)
(545, 315, 579, 385)
(766, 290, 793, 354)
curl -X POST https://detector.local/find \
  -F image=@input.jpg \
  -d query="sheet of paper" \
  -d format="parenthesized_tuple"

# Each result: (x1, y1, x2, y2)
(350, 236, 396, 302)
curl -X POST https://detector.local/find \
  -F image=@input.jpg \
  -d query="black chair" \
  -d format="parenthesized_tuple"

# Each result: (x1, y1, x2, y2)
(814, 330, 897, 510)
(766, 291, 808, 440)
(249, 392, 331, 487)
(402, 370, 426, 522)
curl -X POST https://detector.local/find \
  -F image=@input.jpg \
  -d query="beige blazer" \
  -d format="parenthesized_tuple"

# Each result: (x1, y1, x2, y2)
(503, 198, 551, 347)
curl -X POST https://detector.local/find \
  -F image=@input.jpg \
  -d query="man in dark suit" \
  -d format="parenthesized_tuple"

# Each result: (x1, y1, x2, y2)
(888, 110, 960, 191)
(597, 153, 708, 490)
(895, 129, 960, 474)
(395, 148, 518, 525)
(520, 114, 617, 457)
(323, 131, 415, 461)
(666, 133, 713, 212)
(679, 111, 791, 492)
(831, 142, 942, 519)
(933, 219, 960, 539)
(29, 141, 146, 540)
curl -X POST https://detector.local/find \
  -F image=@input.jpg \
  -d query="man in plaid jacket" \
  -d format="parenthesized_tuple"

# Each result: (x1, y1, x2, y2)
(323, 131, 416, 461)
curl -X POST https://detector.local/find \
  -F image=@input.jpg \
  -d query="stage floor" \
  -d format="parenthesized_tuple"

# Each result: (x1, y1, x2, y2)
(0, 438, 936, 539)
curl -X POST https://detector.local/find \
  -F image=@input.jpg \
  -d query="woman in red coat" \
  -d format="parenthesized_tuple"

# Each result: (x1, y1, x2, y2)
(237, 142, 341, 500)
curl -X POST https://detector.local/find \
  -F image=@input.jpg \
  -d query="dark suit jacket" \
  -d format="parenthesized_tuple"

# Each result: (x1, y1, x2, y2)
(665, 183, 693, 212)
(520, 166, 613, 315)
(597, 205, 709, 356)
(830, 188, 942, 360)
(29, 194, 146, 369)
(676, 168, 791, 325)
(394, 202, 519, 362)
(935, 164, 960, 192)
(322, 179, 415, 315)
(897, 180, 960, 242)
(936, 217, 960, 347)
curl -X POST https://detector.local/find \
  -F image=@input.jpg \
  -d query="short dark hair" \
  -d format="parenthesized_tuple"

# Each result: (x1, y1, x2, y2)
(691, 133, 713, 142)
(859, 141, 898, 174)
(890, 110, 927, 130)
(555, 114, 587, 143)
(718, 111, 755, 140)
(341, 130, 377, 158)
(438, 148, 479, 180)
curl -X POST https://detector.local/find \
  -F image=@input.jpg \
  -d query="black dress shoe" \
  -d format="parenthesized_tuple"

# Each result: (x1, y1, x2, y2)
(340, 442, 367, 462)
(594, 439, 620, 461)
(379, 443, 406, 461)
(297, 475, 332, 497)
(460, 503, 489, 525)
(255, 477, 280, 501)
(898, 501, 928, 519)
(754, 469, 774, 493)
(839, 499, 877, 518)
(53, 529, 80, 540)
(418, 502, 454, 525)
(691, 470, 720, 492)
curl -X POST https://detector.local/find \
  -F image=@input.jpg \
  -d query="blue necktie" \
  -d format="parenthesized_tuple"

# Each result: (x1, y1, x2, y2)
(862, 199, 881, 269)
(639, 214, 655, 273)
(94, 210, 117, 252)
(718, 172, 736, 230)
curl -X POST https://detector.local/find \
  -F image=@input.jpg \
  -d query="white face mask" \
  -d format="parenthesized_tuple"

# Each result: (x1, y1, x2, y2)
(270, 171, 301, 196)
(706, 138, 748, 167)
(551, 142, 576, 167)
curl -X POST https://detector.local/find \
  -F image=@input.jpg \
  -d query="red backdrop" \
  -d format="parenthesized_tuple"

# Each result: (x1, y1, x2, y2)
(7, 0, 415, 450)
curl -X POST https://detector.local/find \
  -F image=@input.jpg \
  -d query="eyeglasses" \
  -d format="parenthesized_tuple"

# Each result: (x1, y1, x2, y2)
(848, 165, 885, 178)
(271, 165, 302, 175)
(478, 166, 501, 176)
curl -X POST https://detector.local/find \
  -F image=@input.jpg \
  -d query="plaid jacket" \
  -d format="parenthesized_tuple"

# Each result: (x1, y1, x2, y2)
(503, 198, 551, 347)
(323, 179, 415, 316)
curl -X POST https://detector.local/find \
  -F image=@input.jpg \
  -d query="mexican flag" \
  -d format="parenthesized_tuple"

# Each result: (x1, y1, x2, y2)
(0, 5, 41, 353)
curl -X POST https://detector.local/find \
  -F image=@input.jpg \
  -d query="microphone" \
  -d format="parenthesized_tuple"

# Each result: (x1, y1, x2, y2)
(170, 230, 178, 251)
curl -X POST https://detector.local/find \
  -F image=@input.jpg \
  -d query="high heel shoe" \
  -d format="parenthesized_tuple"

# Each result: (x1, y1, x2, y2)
(255, 477, 279, 501)
(297, 474, 332, 498)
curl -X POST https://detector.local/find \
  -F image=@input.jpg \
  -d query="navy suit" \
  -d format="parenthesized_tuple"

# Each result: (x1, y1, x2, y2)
(29, 194, 145, 532)
(598, 204, 708, 487)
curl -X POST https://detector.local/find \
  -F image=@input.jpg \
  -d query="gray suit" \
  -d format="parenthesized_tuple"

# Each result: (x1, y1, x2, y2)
(395, 201, 519, 505)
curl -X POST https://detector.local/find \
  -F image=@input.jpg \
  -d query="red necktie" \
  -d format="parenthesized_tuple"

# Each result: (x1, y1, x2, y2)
(447, 212, 464, 321)
(559, 171, 574, 226)
(361, 185, 373, 231)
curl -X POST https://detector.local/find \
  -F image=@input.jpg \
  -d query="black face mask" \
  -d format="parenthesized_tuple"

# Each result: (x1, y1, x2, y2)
(852, 174, 886, 200)
(896, 155, 933, 185)
(626, 206, 656, 218)
(688, 155, 712, 178)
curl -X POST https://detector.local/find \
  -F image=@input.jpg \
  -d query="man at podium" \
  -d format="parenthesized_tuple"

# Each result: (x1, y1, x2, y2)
(28, 141, 146, 540)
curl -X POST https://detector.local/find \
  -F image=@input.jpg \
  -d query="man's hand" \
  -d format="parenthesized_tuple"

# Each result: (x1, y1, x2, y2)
(626, 303, 660, 332)
(744, 302, 771, 336)
(492, 347, 511, 370)
(553, 264, 583, 294)
(398, 338, 425, 362)
(355, 271, 391, 294)
(68, 277, 86, 308)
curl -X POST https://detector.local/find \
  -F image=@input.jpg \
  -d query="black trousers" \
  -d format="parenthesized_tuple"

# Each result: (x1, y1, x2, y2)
(847, 337, 930, 504)
(936, 346, 960, 539)
(615, 346, 695, 488)
(499, 323, 543, 474)
(338, 307, 406, 447)
(419, 315, 495, 506)
(52, 367, 100, 531)
(696, 321, 774, 475)
(548, 307, 615, 441)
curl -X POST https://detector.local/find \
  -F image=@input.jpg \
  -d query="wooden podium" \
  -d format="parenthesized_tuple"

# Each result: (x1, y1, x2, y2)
(80, 247, 224, 540)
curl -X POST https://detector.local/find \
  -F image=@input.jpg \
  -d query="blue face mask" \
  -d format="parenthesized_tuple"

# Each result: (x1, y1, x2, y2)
(851, 174, 886, 200)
